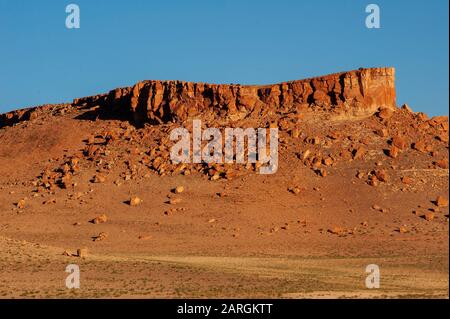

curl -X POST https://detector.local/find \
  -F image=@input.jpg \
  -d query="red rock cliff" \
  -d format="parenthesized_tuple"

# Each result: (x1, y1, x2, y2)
(73, 67, 396, 124)
(1, 67, 396, 127)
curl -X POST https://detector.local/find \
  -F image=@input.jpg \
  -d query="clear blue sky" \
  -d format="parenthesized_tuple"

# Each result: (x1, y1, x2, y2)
(0, 0, 448, 116)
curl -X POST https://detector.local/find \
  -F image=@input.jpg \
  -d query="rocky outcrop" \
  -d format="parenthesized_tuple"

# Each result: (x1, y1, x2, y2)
(73, 67, 396, 124)
(1, 67, 396, 127)
(0, 103, 71, 128)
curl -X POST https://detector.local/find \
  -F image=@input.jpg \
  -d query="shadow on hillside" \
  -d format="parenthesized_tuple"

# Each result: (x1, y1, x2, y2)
(74, 105, 140, 127)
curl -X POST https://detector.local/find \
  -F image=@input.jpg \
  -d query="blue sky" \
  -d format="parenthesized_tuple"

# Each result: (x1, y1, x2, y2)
(0, 0, 448, 116)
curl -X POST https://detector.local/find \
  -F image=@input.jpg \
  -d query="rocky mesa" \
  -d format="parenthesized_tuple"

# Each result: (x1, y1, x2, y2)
(0, 66, 448, 298)
(1, 67, 396, 127)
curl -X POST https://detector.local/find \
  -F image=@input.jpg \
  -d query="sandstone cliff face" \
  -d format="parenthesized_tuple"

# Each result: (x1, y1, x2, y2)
(1, 67, 396, 127)
(73, 67, 396, 124)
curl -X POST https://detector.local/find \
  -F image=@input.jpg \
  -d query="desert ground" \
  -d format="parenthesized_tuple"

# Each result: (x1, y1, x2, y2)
(0, 70, 448, 298)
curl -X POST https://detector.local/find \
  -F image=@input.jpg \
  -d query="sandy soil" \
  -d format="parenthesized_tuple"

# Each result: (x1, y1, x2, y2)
(0, 104, 448, 298)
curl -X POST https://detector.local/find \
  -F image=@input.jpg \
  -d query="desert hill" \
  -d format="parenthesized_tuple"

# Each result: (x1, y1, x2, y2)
(0, 67, 448, 298)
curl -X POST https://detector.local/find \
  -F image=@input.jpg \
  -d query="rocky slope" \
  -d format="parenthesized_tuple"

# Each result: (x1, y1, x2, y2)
(1, 67, 396, 127)
(0, 67, 448, 298)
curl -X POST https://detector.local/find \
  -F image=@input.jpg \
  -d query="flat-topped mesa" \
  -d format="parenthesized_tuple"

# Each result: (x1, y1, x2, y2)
(0, 67, 396, 128)
(72, 67, 396, 124)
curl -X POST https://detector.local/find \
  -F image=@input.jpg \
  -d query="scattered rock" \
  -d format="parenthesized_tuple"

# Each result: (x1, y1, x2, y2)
(435, 196, 449, 207)
(339, 149, 352, 161)
(62, 250, 72, 257)
(375, 128, 388, 137)
(16, 199, 26, 209)
(327, 132, 340, 140)
(435, 159, 449, 169)
(367, 175, 379, 186)
(169, 198, 182, 205)
(77, 248, 88, 258)
(401, 176, 413, 185)
(210, 173, 221, 181)
(423, 212, 435, 221)
(302, 149, 311, 160)
(356, 171, 365, 179)
(92, 232, 108, 242)
(397, 226, 408, 234)
(412, 140, 428, 153)
(316, 168, 327, 177)
(352, 147, 366, 160)
(391, 135, 407, 150)
(322, 157, 334, 166)
(374, 169, 389, 182)
(92, 174, 106, 183)
(328, 226, 345, 235)
(129, 195, 142, 206)
(288, 186, 301, 194)
(372, 204, 382, 212)
(291, 128, 300, 138)
(436, 132, 449, 143)
(164, 209, 173, 215)
(388, 146, 399, 158)
(43, 198, 57, 205)
(173, 186, 184, 194)
(305, 136, 321, 145)
(90, 214, 108, 224)
(378, 107, 393, 119)
(61, 174, 72, 189)
(270, 227, 279, 233)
